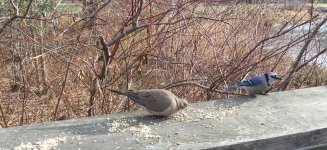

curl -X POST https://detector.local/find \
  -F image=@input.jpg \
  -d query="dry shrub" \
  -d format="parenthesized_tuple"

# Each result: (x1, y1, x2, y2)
(0, 0, 326, 127)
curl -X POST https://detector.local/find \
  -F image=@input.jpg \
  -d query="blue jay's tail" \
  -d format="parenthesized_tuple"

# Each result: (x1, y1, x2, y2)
(227, 84, 240, 90)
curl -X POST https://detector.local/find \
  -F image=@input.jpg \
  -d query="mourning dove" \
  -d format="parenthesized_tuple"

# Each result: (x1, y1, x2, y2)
(107, 88, 188, 116)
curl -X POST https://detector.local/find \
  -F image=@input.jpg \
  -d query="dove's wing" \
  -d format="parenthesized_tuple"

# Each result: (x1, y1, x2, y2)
(136, 89, 173, 112)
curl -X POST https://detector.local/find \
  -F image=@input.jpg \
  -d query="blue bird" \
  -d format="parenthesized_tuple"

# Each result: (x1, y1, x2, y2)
(228, 72, 282, 95)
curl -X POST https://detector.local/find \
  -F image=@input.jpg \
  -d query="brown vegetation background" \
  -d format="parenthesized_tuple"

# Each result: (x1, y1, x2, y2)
(0, 0, 327, 127)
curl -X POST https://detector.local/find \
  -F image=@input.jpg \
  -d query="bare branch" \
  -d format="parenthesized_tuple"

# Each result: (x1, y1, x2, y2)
(10, 0, 19, 15)
(295, 47, 327, 72)
(280, 16, 327, 90)
(0, 104, 8, 128)
(53, 55, 74, 120)
(0, 0, 34, 34)
(162, 82, 247, 96)
(97, 36, 110, 79)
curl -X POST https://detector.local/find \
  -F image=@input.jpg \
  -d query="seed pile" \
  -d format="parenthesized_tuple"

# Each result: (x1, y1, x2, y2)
(173, 106, 238, 123)
(129, 123, 162, 143)
(14, 136, 67, 150)
(108, 119, 130, 133)
(107, 118, 161, 143)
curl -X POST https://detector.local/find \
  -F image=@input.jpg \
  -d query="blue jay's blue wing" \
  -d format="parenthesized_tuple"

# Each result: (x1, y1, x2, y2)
(126, 92, 145, 106)
(238, 80, 253, 86)
(244, 76, 264, 86)
(228, 76, 263, 89)
(228, 80, 253, 89)
(239, 76, 263, 86)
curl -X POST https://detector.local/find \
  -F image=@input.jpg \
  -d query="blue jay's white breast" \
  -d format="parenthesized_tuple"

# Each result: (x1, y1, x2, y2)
(243, 81, 270, 95)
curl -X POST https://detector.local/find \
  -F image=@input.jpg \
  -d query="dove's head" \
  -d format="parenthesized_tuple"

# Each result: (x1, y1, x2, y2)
(177, 98, 188, 110)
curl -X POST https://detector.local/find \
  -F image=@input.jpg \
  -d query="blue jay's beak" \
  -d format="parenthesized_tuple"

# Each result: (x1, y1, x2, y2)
(274, 76, 282, 80)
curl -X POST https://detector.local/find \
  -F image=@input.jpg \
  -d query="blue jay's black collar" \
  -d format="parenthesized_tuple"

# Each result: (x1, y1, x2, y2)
(264, 73, 271, 86)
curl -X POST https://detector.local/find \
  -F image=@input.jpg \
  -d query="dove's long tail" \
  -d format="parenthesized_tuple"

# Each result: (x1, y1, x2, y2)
(106, 88, 145, 105)
(106, 88, 127, 96)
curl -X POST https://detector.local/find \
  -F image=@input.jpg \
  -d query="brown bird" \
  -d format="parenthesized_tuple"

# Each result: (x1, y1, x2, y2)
(107, 88, 188, 117)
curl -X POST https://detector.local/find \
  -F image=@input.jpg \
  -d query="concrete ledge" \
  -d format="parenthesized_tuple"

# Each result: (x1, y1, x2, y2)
(1, 86, 327, 149)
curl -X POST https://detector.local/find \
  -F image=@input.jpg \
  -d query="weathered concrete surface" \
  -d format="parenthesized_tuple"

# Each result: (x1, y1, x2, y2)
(1, 86, 327, 150)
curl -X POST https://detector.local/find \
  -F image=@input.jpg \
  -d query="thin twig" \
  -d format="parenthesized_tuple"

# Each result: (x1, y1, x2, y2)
(162, 82, 247, 96)
(0, 104, 8, 128)
(0, 0, 34, 34)
(53, 55, 74, 120)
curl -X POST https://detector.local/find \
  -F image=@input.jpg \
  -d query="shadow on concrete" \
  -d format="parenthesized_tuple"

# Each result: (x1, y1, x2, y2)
(28, 96, 257, 136)
(213, 96, 255, 108)
(28, 114, 170, 135)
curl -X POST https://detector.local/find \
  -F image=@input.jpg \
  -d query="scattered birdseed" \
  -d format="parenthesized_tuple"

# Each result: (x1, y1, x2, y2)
(107, 119, 129, 133)
(128, 123, 161, 140)
(14, 136, 67, 150)
(103, 104, 239, 144)
(172, 106, 238, 123)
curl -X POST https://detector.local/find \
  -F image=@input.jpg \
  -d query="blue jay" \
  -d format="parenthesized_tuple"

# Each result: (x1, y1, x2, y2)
(228, 72, 282, 95)
(107, 88, 188, 116)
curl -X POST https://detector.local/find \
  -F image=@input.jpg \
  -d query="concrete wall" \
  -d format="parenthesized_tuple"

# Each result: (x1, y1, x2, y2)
(1, 86, 327, 149)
